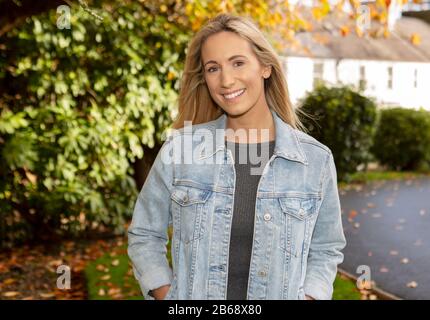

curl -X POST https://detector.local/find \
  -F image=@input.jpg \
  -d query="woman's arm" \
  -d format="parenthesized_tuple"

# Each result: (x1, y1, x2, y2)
(127, 138, 175, 300)
(303, 151, 347, 300)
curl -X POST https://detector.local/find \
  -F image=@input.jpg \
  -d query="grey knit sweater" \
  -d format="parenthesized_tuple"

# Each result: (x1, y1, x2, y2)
(225, 139, 276, 300)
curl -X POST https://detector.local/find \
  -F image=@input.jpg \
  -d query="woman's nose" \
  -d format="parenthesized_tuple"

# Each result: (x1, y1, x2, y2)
(221, 71, 235, 88)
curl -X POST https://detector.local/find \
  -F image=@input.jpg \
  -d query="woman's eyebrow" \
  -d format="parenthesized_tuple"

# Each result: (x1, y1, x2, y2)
(204, 55, 248, 67)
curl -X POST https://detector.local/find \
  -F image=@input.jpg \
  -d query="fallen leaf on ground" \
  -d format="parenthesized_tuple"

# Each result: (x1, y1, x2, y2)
(39, 292, 56, 298)
(3, 278, 17, 285)
(96, 264, 105, 272)
(3, 291, 20, 297)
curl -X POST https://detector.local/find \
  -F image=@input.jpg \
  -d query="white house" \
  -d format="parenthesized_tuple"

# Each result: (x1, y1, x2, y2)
(280, 4, 430, 111)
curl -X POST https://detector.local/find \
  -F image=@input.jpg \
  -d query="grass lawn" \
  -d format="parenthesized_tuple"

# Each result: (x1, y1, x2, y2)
(339, 170, 430, 189)
(333, 274, 361, 300)
(85, 243, 144, 300)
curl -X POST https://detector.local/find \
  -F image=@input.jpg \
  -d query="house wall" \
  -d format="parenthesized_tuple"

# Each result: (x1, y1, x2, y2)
(283, 56, 430, 111)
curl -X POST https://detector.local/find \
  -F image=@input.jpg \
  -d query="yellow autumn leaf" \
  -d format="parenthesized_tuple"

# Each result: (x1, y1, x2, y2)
(411, 33, 421, 45)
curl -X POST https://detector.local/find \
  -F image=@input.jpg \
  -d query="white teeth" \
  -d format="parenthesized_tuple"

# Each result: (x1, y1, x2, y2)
(223, 89, 245, 99)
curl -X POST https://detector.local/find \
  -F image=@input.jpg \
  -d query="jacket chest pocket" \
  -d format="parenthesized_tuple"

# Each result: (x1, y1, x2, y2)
(277, 196, 319, 257)
(171, 185, 211, 244)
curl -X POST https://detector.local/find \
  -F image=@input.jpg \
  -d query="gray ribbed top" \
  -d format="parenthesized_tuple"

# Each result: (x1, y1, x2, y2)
(225, 139, 276, 300)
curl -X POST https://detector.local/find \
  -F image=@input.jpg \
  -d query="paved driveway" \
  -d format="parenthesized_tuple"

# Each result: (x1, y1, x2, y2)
(338, 176, 430, 300)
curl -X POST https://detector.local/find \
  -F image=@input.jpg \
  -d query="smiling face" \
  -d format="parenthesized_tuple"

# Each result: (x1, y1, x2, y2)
(201, 31, 271, 118)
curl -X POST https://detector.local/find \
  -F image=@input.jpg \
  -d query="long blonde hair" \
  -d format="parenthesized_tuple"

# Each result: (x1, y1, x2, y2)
(172, 13, 307, 132)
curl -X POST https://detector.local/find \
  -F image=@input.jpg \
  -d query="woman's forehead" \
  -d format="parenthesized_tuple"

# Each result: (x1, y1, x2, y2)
(202, 32, 254, 63)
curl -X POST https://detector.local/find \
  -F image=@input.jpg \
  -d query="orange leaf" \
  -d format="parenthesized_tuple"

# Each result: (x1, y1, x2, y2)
(348, 209, 358, 221)
(340, 26, 350, 37)
(3, 278, 17, 285)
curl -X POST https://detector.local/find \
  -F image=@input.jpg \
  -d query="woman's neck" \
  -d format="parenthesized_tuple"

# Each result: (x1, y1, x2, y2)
(225, 107, 275, 143)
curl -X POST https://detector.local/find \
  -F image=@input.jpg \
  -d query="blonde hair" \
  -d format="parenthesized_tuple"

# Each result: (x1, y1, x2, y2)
(172, 13, 308, 132)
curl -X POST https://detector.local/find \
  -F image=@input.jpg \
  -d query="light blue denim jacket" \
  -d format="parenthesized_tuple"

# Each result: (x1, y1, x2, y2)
(128, 109, 346, 300)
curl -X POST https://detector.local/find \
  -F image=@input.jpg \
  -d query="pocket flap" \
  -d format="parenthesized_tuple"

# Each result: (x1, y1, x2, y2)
(278, 197, 318, 220)
(171, 186, 211, 206)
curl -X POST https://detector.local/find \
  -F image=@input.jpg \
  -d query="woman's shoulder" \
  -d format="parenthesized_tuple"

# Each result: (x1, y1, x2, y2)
(293, 128, 333, 158)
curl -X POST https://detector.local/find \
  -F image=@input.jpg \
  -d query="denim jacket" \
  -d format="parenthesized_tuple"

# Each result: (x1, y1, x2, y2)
(127, 109, 346, 300)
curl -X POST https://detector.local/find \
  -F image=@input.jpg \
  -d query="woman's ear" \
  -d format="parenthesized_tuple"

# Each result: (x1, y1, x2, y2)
(263, 65, 272, 79)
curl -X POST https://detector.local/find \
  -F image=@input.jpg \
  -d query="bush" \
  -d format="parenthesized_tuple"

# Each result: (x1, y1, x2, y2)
(370, 107, 430, 171)
(0, 1, 190, 248)
(299, 84, 379, 182)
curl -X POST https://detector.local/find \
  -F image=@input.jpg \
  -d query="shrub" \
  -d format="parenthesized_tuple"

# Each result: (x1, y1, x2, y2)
(0, 2, 190, 247)
(299, 84, 379, 181)
(370, 107, 430, 171)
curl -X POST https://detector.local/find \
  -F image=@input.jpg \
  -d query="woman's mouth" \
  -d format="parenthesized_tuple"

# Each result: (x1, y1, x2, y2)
(222, 88, 246, 102)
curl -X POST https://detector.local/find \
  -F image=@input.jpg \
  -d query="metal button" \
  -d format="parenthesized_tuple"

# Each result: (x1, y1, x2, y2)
(299, 208, 305, 216)
(258, 270, 267, 277)
(183, 194, 189, 202)
(263, 213, 271, 221)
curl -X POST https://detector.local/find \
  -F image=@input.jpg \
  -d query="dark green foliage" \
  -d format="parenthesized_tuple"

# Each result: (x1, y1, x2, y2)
(370, 107, 430, 171)
(0, 1, 191, 247)
(299, 84, 379, 182)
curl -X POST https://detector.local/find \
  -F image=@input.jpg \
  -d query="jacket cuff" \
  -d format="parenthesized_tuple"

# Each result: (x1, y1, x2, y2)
(133, 265, 172, 300)
(304, 276, 333, 300)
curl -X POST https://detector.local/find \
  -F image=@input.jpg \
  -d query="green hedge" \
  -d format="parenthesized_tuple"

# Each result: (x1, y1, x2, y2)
(370, 107, 430, 171)
(299, 84, 379, 182)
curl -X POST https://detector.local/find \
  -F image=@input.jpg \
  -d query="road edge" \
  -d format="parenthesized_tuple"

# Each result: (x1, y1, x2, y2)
(337, 268, 403, 300)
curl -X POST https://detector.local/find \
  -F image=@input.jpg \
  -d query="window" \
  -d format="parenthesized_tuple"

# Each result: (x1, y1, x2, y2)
(414, 68, 418, 89)
(359, 65, 367, 90)
(313, 62, 324, 88)
(387, 66, 393, 89)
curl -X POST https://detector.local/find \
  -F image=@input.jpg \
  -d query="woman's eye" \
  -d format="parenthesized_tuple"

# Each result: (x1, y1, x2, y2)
(207, 61, 244, 73)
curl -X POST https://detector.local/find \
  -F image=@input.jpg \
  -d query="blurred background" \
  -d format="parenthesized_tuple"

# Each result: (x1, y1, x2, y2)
(1, 0, 430, 300)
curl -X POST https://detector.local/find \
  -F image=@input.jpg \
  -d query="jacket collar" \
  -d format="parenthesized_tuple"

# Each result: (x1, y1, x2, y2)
(209, 109, 308, 165)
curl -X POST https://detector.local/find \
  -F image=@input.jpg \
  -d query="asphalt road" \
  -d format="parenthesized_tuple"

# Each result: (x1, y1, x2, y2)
(338, 176, 430, 300)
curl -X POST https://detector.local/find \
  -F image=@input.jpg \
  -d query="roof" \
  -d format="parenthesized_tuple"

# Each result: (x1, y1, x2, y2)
(279, 8, 430, 62)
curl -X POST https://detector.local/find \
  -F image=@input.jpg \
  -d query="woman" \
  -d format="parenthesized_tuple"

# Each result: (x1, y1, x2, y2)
(128, 13, 346, 300)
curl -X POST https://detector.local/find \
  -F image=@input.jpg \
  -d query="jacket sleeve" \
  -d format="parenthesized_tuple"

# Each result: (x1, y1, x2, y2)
(303, 151, 347, 300)
(127, 137, 174, 300)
